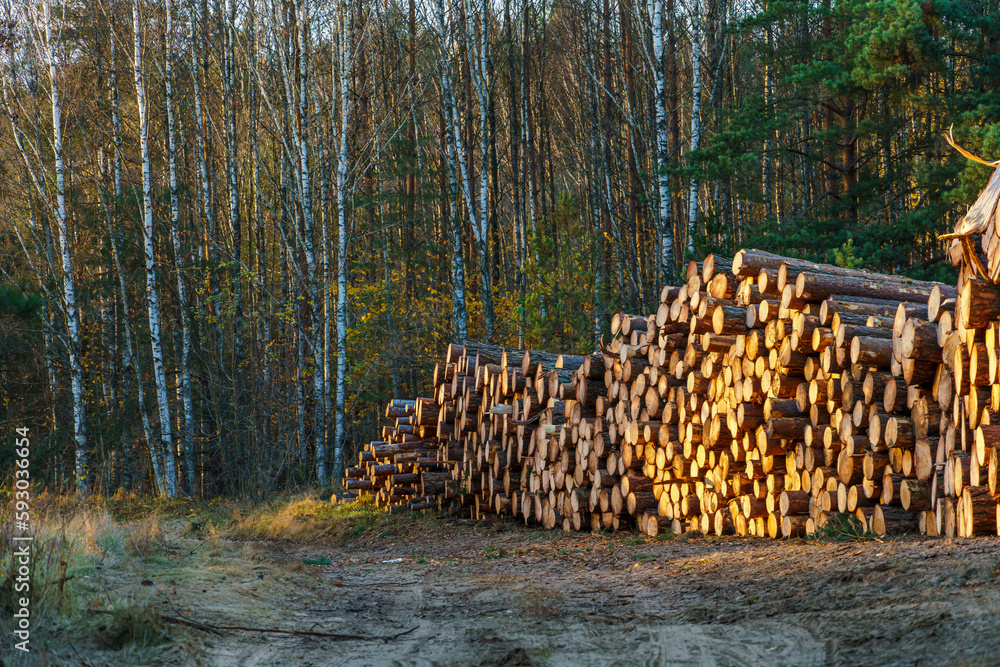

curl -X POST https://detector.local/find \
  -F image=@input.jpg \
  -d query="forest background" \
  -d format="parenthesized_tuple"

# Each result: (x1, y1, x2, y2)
(0, 0, 997, 498)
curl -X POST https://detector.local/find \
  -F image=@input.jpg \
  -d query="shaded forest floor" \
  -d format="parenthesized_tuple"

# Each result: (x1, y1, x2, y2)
(6, 496, 1000, 666)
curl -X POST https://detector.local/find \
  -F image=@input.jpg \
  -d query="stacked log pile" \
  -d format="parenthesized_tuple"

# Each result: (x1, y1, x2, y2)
(342, 398, 454, 511)
(936, 171, 1000, 535)
(342, 244, 1000, 539)
(616, 251, 954, 539)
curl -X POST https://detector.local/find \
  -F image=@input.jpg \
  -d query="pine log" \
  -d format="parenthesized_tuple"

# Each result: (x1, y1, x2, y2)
(872, 505, 920, 536)
(796, 272, 943, 303)
(959, 278, 1000, 330)
(927, 284, 955, 323)
(851, 336, 894, 367)
(900, 479, 932, 511)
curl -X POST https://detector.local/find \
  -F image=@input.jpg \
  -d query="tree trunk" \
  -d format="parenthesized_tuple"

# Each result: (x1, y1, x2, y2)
(40, 0, 88, 493)
(134, 0, 176, 496)
(653, 0, 674, 282)
(165, 0, 195, 496)
(686, 0, 703, 254)
(438, 0, 469, 343)
(333, 4, 354, 483)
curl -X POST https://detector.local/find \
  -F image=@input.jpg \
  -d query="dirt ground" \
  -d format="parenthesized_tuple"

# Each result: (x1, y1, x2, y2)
(146, 521, 1000, 665)
(19, 512, 1000, 666)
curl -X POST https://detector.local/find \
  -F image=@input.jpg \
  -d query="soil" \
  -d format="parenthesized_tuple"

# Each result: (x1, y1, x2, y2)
(22, 512, 1000, 666)
(170, 520, 1000, 666)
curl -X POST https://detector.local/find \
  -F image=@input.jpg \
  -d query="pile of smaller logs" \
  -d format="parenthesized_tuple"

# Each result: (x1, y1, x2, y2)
(342, 398, 454, 511)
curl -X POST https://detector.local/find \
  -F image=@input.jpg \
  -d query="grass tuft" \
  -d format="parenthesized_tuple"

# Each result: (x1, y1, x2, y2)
(223, 493, 436, 544)
(92, 601, 171, 651)
(810, 513, 878, 542)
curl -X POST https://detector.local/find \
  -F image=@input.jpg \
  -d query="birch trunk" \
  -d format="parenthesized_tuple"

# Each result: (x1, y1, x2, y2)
(762, 11, 774, 221)
(100, 184, 161, 493)
(584, 5, 604, 341)
(653, 0, 674, 280)
(449, 13, 485, 341)
(295, 0, 327, 483)
(190, 0, 211, 231)
(166, 0, 195, 496)
(189, 0, 220, 356)
(466, 0, 494, 341)
(523, 3, 543, 319)
(40, 0, 88, 494)
(315, 91, 332, 467)
(436, 0, 468, 344)
(443, 0, 490, 341)
(249, 0, 270, 391)
(134, 0, 176, 497)
(297, 326, 308, 465)
(110, 0, 123, 198)
(24, 188, 62, 479)
(686, 0, 702, 253)
(225, 0, 243, 366)
(332, 4, 353, 483)
(505, 2, 524, 345)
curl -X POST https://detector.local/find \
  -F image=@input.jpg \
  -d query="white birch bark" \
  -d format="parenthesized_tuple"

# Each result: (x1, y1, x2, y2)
(298, 325, 308, 464)
(250, 0, 270, 389)
(110, 0, 123, 198)
(41, 0, 88, 494)
(97, 184, 161, 492)
(686, 0, 702, 253)
(435, 0, 468, 343)
(134, 0, 176, 497)
(189, 0, 216, 330)
(762, 12, 773, 220)
(294, 0, 327, 483)
(314, 91, 332, 463)
(519, 7, 542, 319)
(653, 0, 674, 280)
(464, 0, 494, 341)
(190, 0, 210, 227)
(8, 105, 69, 484)
(166, 0, 195, 495)
(225, 0, 243, 364)
(333, 3, 353, 482)
(23, 186, 62, 473)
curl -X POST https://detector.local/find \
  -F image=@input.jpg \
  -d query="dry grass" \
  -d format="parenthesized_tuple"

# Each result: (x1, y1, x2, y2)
(223, 493, 439, 545)
(0, 495, 177, 664)
(124, 518, 164, 557)
(0, 490, 438, 664)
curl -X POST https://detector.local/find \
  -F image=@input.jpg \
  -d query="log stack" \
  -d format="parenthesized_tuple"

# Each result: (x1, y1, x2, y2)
(436, 341, 626, 530)
(935, 172, 1000, 536)
(342, 244, 1000, 539)
(620, 251, 951, 539)
(342, 398, 455, 511)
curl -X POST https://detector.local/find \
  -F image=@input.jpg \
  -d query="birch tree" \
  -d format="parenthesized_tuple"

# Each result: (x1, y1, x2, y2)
(224, 0, 243, 365)
(91, 163, 162, 493)
(291, 0, 328, 483)
(165, 0, 195, 495)
(39, 0, 88, 493)
(464, 0, 494, 341)
(189, 0, 212, 249)
(652, 0, 674, 279)
(109, 0, 123, 197)
(435, 0, 468, 344)
(332, 0, 353, 482)
(134, 0, 176, 497)
(686, 0, 702, 253)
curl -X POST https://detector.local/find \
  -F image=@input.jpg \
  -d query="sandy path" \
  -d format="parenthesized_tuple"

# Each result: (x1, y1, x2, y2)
(184, 523, 1000, 666)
